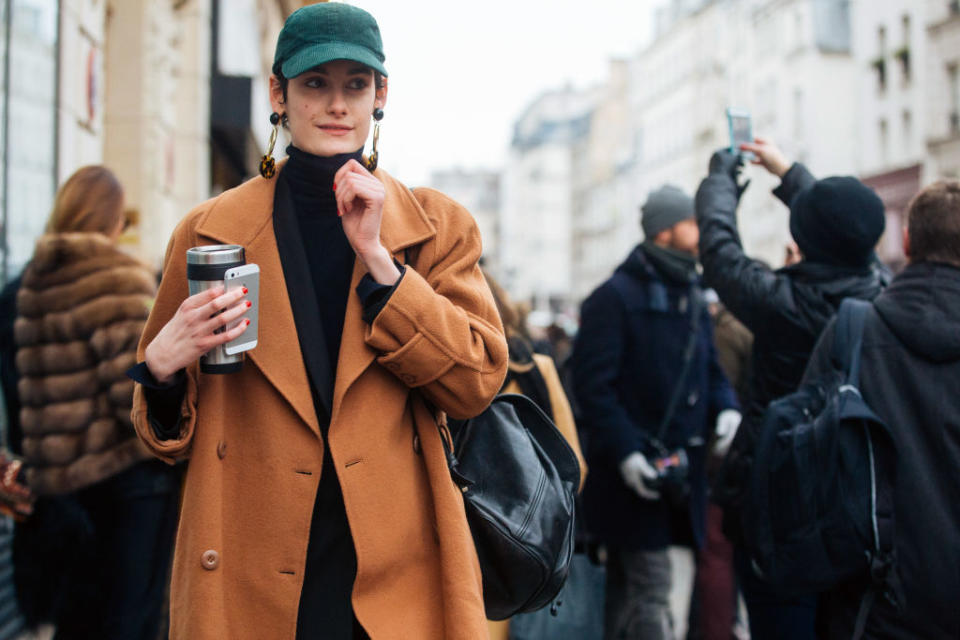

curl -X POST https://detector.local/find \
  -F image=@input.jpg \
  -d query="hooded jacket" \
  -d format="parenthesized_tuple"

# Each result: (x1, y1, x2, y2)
(14, 233, 154, 495)
(802, 262, 960, 639)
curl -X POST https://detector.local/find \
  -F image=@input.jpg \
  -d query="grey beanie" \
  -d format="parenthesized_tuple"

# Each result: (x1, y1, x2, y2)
(641, 185, 695, 238)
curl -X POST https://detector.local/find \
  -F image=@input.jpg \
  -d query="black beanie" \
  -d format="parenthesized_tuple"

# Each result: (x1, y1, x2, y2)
(788, 177, 886, 267)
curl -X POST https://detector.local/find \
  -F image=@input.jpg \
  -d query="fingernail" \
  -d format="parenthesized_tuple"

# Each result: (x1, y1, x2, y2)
(246, 301, 252, 308)
(332, 183, 337, 191)
(338, 210, 343, 217)
(242, 287, 248, 294)
(245, 319, 251, 326)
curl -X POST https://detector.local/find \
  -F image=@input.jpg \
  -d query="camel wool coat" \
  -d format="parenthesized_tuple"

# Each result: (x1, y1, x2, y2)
(132, 167, 508, 639)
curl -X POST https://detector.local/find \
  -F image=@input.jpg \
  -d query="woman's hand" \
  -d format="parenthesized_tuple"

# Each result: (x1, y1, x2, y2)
(144, 286, 250, 384)
(334, 159, 401, 285)
(740, 137, 792, 178)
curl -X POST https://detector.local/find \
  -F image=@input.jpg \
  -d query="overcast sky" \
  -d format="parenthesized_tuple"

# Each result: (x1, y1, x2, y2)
(345, 1, 666, 186)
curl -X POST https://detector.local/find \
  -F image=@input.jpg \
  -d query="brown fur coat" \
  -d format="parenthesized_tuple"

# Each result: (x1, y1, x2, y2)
(15, 232, 155, 495)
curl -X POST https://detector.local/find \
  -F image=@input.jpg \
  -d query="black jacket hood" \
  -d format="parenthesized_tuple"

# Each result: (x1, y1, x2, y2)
(874, 262, 960, 363)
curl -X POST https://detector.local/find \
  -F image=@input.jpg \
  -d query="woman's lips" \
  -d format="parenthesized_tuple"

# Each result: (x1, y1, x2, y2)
(318, 124, 352, 136)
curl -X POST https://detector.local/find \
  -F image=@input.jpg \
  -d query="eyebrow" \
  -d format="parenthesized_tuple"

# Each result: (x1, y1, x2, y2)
(306, 65, 373, 76)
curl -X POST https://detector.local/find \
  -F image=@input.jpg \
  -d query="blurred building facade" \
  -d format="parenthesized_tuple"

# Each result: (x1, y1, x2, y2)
(429, 168, 501, 272)
(499, 85, 597, 313)
(925, 1, 960, 182)
(0, 0, 307, 279)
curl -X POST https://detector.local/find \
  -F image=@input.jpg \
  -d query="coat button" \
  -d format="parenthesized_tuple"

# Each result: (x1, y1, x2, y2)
(687, 391, 699, 407)
(217, 441, 227, 459)
(201, 550, 220, 570)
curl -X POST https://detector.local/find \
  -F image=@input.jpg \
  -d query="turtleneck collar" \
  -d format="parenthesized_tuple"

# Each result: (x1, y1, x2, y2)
(282, 144, 364, 213)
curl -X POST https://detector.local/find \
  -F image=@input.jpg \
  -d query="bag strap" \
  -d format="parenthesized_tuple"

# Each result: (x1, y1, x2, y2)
(831, 298, 872, 387)
(652, 283, 703, 449)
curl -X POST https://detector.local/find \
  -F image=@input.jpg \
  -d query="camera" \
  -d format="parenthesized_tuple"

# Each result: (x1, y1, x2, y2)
(648, 449, 691, 505)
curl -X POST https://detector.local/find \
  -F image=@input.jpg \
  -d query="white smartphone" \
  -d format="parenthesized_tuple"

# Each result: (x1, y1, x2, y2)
(726, 107, 756, 161)
(224, 264, 260, 355)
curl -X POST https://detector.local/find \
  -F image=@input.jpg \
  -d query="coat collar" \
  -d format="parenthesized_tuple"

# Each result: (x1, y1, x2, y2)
(194, 164, 436, 437)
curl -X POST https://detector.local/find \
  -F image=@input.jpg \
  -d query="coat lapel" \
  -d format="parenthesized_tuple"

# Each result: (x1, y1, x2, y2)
(330, 171, 437, 424)
(195, 170, 322, 437)
(272, 173, 335, 420)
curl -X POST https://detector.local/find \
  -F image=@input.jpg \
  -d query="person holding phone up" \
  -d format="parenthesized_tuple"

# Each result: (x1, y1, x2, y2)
(695, 138, 888, 640)
(125, 5, 507, 639)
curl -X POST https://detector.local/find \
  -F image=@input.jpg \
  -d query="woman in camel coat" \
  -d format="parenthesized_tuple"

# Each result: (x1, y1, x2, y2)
(128, 4, 507, 639)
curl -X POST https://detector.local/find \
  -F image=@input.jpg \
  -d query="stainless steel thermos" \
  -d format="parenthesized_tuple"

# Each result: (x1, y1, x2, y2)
(187, 245, 245, 374)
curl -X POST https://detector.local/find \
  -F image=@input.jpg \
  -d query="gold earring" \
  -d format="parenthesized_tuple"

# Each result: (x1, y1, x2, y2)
(260, 112, 280, 179)
(364, 108, 384, 172)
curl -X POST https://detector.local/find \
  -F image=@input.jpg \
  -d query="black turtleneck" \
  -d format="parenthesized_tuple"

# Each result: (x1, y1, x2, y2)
(282, 145, 361, 377)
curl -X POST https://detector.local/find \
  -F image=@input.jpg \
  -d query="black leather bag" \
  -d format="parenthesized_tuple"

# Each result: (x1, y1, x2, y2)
(444, 393, 581, 620)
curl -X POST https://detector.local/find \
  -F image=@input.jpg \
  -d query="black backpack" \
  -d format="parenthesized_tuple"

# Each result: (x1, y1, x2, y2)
(745, 299, 901, 637)
(444, 393, 580, 620)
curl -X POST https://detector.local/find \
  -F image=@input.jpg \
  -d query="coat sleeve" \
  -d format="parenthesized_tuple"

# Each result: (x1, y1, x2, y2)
(695, 168, 796, 333)
(130, 209, 206, 463)
(363, 191, 508, 421)
(571, 283, 642, 465)
(771, 163, 816, 209)
(533, 353, 587, 492)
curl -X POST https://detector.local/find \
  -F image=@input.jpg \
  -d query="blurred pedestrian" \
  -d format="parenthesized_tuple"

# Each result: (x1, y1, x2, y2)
(690, 290, 753, 640)
(804, 180, 960, 639)
(572, 185, 740, 640)
(481, 269, 596, 640)
(126, 4, 507, 639)
(695, 139, 887, 639)
(9, 165, 179, 639)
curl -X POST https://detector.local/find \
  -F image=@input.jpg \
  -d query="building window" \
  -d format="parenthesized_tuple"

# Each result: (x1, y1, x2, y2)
(872, 26, 887, 91)
(0, 0, 59, 283)
(895, 15, 911, 83)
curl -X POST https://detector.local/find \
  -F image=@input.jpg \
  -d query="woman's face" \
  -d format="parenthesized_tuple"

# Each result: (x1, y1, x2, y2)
(270, 59, 387, 157)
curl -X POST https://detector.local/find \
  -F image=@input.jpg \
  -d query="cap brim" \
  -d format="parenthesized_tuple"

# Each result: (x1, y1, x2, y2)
(281, 42, 388, 78)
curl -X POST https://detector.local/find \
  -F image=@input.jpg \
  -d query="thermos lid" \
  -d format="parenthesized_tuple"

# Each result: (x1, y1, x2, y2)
(186, 245, 245, 265)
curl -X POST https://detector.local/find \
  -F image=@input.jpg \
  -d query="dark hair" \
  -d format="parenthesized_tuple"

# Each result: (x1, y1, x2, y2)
(907, 180, 960, 266)
(273, 67, 386, 103)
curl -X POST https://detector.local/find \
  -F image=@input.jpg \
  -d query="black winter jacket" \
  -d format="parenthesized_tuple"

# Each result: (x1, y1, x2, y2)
(572, 246, 736, 550)
(695, 163, 887, 506)
(804, 262, 960, 640)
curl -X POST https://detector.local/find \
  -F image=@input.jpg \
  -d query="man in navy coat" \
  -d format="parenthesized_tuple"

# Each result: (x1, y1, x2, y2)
(572, 185, 740, 640)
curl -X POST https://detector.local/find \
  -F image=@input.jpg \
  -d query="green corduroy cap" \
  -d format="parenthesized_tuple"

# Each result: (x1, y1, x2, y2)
(273, 3, 388, 79)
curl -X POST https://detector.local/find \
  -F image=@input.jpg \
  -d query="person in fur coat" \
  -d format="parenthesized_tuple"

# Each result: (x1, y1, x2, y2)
(8, 166, 180, 638)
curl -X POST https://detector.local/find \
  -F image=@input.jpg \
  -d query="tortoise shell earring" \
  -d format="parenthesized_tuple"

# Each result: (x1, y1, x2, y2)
(260, 112, 281, 179)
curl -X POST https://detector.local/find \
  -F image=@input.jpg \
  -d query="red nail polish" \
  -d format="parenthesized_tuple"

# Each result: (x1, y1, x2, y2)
(242, 287, 248, 294)
(245, 319, 250, 326)
(332, 183, 337, 191)
(246, 301, 252, 308)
